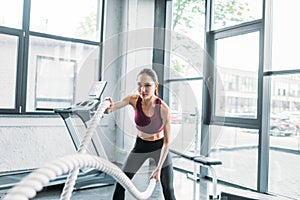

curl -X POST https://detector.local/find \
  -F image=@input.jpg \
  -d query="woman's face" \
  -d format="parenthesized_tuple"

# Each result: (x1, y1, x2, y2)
(137, 73, 157, 99)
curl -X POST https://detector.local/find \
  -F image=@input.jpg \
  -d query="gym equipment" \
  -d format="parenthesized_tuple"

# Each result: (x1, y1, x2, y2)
(55, 81, 108, 154)
(170, 149, 222, 200)
(54, 81, 115, 191)
(171, 106, 223, 199)
(59, 97, 111, 199)
(220, 192, 257, 200)
(0, 81, 112, 191)
(3, 96, 157, 200)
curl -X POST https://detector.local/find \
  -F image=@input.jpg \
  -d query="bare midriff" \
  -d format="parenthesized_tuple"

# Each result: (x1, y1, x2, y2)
(138, 130, 164, 141)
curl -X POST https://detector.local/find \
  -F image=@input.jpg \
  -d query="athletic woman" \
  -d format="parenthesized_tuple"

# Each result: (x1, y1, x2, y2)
(104, 68, 176, 200)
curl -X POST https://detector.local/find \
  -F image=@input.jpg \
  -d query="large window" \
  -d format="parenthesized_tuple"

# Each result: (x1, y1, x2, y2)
(215, 32, 259, 118)
(26, 37, 99, 112)
(0, 34, 18, 109)
(268, 75, 300, 199)
(0, 0, 103, 113)
(266, 1, 300, 198)
(208, 0, 300, 198)
(211, 29, 261, 190)
(169, 0, 205, 161)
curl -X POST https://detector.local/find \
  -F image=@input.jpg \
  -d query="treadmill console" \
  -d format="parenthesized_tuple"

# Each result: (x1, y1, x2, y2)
(88, 81, 107, 100)
(72, 81, 107, 110)
(55, 81, 107, 122)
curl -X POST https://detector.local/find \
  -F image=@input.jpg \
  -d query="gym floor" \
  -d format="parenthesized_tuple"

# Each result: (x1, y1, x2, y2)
(1, 164, 290, 200)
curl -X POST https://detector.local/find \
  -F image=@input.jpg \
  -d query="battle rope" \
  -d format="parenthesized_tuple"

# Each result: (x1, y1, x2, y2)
(3, 100, 156, 200)
(3, 154, 156, 200)
(59, 100, 110, 200)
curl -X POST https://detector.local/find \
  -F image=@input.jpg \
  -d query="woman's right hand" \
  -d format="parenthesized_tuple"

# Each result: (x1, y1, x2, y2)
(104, 97, 113, 114)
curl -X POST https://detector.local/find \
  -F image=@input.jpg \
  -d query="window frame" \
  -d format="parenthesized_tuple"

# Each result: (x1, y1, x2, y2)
(210, 20, 264, 129)
(201, 0, 268, 193)
(0, 27, 24, 114)
(0, 0, 105, 115)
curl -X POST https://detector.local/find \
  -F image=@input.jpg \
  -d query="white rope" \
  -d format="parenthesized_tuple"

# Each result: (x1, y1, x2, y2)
(3, 100, 157, 200)
(60, 100, 111, 200)
(3, 154, 156, 200)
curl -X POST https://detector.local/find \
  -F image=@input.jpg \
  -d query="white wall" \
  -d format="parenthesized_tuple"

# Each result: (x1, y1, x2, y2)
(102, 0, 156, 164)
(0, 116, 75, 172)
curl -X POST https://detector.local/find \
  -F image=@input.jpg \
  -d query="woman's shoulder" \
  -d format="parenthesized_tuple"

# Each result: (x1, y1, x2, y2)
(130, 94, 140, 101)
(158, 98, 170, 112)
(129, 94, 140, 107)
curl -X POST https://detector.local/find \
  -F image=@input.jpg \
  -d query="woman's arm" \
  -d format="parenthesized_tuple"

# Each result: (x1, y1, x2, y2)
(150, 102, 171, 182)
(104, 95, 138, 114)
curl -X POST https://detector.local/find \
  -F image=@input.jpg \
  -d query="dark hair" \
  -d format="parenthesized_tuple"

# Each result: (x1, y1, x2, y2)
(137, 68, 159, 96)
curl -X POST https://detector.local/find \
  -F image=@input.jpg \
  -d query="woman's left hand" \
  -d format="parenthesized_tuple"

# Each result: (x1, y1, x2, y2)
(150, 167, 161, 182)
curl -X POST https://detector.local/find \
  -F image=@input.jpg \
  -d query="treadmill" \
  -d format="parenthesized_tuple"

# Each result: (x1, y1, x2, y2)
(0, 81, 115, 192)
(54, 81, 115, 189)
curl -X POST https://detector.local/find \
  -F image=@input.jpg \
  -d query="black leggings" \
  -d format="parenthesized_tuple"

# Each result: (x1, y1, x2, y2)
(112, 137, 176, 200)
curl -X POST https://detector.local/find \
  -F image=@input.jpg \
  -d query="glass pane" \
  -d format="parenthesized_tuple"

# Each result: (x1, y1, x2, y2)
(169, 80, 203, 171)
(170, 0, 205, 79)
(270, 0, 300, 71)
(34, 56, 76, 109)
(0, 0, 23, 28)
(215, 32, 259, 118)
(30, 0, 102, 41)
(26, 36, 100, 112)
(213, 0, 262, 30)
(170, 55, 203, 79)
(211, 125, 258, 190)
(0, 34, 18, 109)
(269, 74, 300, 199)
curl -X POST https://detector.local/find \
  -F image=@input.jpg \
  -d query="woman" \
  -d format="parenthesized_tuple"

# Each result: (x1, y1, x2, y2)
(104, 68, 176, 200)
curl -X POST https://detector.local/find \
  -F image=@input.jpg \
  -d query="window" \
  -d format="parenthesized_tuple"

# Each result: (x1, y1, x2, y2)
(169, 0, 205, 171)
(268, 70, 300, 200)
(171, 0, 205, 79)
(169, 80, 203, 172)
(26, 36, 99, 112)
(30, 0, 102, 41)
(213, 0, 262, 30)
(265, 1, 300, 198)
(0, 0, 103, 113)
(215, 32, 259, 118)
(34, 56, 77, 110)
(270, 0, 300, 71)
(206, 1, 264, 193)
(0, 34, 18, 109)
(0, 0, 23, 29)
(210, 125, 258, 189)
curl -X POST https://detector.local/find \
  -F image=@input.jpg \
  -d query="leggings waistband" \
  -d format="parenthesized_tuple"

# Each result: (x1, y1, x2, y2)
(132, 137, 164, 153)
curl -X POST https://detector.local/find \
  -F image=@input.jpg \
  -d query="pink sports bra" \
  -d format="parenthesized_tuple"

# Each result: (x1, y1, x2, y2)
(134, 96, 164, 134)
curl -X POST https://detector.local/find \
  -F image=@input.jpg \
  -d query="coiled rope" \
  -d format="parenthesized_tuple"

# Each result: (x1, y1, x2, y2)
(3, 100, 156, 200)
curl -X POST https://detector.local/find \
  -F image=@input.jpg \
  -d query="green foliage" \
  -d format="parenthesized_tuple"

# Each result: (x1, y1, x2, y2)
(172, 0, 254, 30)
(214, 1, 253, 26)
(172, 0, 205, 30)
(171, 0, 254, 74)
(172, 59, 184, 74)
(75, 12, 97, 40)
